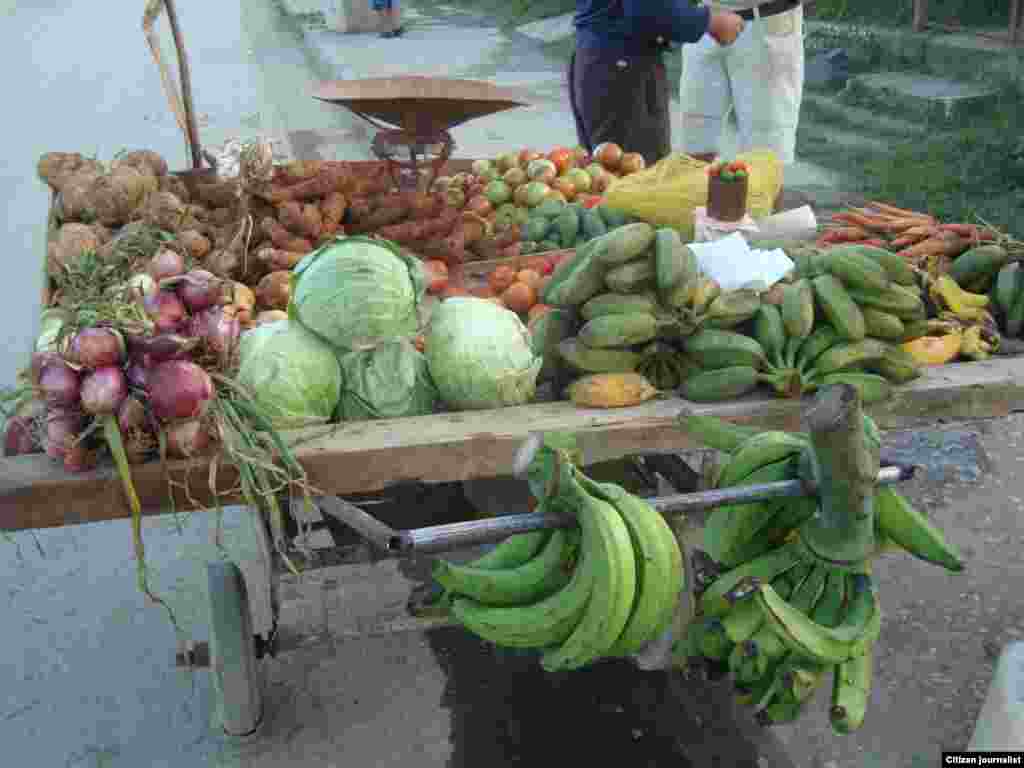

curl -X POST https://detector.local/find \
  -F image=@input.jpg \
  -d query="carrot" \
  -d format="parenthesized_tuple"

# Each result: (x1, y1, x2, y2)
(819, 226, 870, 244)
(890, 232, 930, 250)
(867, 200, 932, 219)
(860, 238, 890, 249)
(269, 164, 352, 203)
(897, 231, 966, 260)
(939, 223, 1000, 242)
(832, 210, 888, 231)
(877, 216, 937, 233)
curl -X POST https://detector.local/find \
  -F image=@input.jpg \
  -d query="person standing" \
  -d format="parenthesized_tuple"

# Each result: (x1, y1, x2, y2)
(372, 0, 405, 38)
(569, 1, 745, 167)
(679, 0, 805, 164)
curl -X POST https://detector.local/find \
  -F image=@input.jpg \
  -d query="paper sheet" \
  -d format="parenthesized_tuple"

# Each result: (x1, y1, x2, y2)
(688, 232, 794, 291)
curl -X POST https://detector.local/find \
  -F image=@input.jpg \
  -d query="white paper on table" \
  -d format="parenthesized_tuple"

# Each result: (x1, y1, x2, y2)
(688, 232, 794, 291)
(753, 205, 818, 242)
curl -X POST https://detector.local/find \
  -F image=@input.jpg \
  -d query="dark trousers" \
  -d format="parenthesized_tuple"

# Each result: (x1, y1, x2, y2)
(569, 46, 671, 168)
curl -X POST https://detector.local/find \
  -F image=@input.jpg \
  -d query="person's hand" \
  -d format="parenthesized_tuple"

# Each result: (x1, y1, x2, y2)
(708, 10, 745, 45)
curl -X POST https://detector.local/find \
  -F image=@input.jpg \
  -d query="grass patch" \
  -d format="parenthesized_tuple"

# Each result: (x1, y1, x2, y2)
(798, 86, 1024, 237)
(809, 0, 1013, 28)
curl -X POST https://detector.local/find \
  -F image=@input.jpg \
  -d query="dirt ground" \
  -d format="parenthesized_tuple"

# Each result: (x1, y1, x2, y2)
(207, 412, 1024, 768)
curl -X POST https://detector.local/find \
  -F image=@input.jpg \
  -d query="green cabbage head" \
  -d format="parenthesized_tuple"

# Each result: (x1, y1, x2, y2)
(289, 236, 426, 352)
(338, 339, 440, 421)
(235, 319, 342, 429)
(425, 297, 542, 411)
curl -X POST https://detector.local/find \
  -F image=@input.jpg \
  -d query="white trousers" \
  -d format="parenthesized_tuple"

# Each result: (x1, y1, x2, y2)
(679, 4, 805, 164)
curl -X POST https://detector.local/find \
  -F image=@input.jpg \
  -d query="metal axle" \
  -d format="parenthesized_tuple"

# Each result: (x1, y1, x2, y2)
(318, 464, 916, 558)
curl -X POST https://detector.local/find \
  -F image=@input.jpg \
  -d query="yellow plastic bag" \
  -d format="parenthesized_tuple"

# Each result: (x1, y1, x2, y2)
(603, 149, 784, 241)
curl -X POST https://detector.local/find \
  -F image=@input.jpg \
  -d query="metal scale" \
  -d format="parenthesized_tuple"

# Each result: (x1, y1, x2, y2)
(312, 75, 533, 190)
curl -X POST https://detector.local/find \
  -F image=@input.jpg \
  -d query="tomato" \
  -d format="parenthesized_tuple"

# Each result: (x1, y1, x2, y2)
(720, 170, 736, 183)
(580, 195, 604, 209)
(422, 259, 449, 295)
(547, 147, 574, 175)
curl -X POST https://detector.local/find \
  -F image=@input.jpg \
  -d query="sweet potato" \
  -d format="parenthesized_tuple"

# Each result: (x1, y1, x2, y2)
(348, 193, 411, 234)
(112, 150, 169, 178)
(255, 246, 305, 271)
(261, 164, 351, 203)
(407, 192, 445, 221)
(276, 201, 306, 235)
(261, 216, 313, 253)
(177, 229, 212, 260)
(273, 160, 325, 186)
(320, 191, 347, 235)
(347, 197, 374, 223)
(255, 271, 292, 311)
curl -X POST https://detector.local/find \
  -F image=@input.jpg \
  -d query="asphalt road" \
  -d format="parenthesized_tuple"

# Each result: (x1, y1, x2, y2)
(0, 1, 318, 765)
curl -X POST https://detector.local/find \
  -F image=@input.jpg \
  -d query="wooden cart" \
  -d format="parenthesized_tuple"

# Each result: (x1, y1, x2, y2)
(10, 77, 1024, 736)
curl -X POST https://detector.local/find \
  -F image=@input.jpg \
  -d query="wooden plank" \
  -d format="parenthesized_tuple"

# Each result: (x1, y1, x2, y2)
(2, 358, 1024, 532)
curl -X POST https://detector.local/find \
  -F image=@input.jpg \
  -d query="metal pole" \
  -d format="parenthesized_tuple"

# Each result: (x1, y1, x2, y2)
(315, 464, 916, 558)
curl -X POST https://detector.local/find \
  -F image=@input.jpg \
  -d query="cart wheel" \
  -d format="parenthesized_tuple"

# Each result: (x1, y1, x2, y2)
(207, 560, 264, 739)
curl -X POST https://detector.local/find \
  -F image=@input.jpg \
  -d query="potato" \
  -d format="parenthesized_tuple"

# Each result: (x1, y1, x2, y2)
(47, 223, 105, 276)
(139, 191, 189, 232)
(55, 170, 105, 222)
(177, 229, 212, 260)
(112, 150, 168, 178)
(37, 153, 105, 192)
(158, 174, 191, 203)
(205, 248, 240, 279)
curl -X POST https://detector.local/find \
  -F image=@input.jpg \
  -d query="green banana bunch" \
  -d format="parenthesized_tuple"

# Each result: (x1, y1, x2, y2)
(444, 435, 684, 670)
(674, 413, 965, 733)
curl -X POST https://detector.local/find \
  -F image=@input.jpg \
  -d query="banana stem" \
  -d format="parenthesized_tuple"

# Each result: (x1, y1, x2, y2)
(800, 384, 878, 563)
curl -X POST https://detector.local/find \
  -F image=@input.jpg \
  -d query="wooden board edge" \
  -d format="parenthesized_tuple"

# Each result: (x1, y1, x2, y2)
(2, 357, 1023, 532)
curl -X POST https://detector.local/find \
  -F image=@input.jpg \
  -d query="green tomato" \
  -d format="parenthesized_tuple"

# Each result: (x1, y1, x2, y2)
(720, 170, 736, 183)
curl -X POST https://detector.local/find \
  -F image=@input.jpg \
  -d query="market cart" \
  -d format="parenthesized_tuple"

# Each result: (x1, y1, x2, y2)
(8, 71, 1024, 742)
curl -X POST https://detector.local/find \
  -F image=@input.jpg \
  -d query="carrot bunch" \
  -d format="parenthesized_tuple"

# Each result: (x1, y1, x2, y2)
(816, 201, 1003, 270)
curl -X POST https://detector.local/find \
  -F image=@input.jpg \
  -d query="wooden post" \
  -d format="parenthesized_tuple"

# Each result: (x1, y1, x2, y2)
(1010, 0, 1022, 45)
(912, 0, 929, 32)
(799, 384, 879, 564)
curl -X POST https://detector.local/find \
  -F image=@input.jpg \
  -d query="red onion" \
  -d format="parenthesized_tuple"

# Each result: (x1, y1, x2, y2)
(177, 269, 232, 313)
(148, 360, 214, 423)
(67, 327, 126, 368)
(149, 248, 186, 281)
(3, 416, 39, 457)
(37, 361, 81, 407)
(165, 419, 212, 459)
(44, 409, 84, 461)
(126, 360, 149, 390)
(80, 366, 128, 415)
(190, 306, 240, 357)
(124, 428, 157, 465)
(143, 290, 188, 333)
(30, 351, 62, 385)
(117, 395, 148, 432)
(63, 440, 98, 473)
(137, 333, 199, 363)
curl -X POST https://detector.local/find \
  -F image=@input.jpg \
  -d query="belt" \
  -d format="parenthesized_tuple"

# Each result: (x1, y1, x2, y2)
(723, 0, 801, 22)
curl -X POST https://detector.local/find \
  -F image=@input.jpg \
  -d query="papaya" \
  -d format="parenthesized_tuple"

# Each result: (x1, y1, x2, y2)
(948, 245, 1009, 290)
(566, 372, 659, 409)
(597, 204, 629, 230)
(681, 366, 762, 402)
(581, 209, 608, 240)
(578, 312, 661, 348)
(605, 257, 656, 294)
(581, 292, 660, 321)
(541, 244, 606, 307)
(557, 338, 641, 373)
(592, 222, 657, 267)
